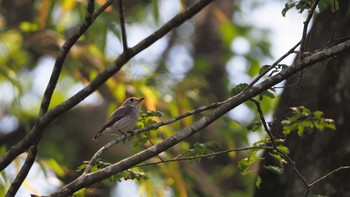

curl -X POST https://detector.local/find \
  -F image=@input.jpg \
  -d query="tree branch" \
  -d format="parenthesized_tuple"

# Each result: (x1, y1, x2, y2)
(250, 98, 277, 148)
(0, 0, 113, 172)
(118, 0, 128, 51)
(0, 0, 215, 171)
(83, 101, 224, 174)
(244, 41, 301, 91)
(308, 165, 350, 187)
(137, 146, 273, 167)
(305, 166, 350, 197)
(39, 0, 97, 118)
(51, 39, 350, 196)
(299, 0, 320, 60)
(5, 145, 37, 197)
(3, 2, 100, 195)
(251, 99, 309, 194)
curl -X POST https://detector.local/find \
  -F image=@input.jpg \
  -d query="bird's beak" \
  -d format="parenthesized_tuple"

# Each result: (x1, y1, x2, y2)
(137, 97, 144, 103)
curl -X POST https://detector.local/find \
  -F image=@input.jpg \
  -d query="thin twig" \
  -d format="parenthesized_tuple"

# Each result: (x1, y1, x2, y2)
(137, 146, 273, 167)
(0, 0, 215, 172)
(118, 0, 128, 51)
(0, 0, 113, 173)
(299, 0, 320, 60)
(83, 101, 223, 174)
(52, 39, 350, 196)
(143, 132, 164, 162)
(308, 165, 350, 187)
(250, 98, 277, 148)
(39, 0, 98, 118)
(5, 145, 37, 197)
(244, 41, 301, 91)
(4, 1, 100, 195)
(250, 98, 309, 191)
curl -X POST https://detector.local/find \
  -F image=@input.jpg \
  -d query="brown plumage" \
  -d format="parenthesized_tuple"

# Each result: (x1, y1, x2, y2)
(92, 97, 144, 141)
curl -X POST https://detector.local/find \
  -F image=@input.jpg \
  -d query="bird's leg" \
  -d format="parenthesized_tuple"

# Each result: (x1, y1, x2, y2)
(117, 130, 128, 142)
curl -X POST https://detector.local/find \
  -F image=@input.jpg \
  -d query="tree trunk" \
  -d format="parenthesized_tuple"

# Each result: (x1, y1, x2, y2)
(255, 1, 350, 197)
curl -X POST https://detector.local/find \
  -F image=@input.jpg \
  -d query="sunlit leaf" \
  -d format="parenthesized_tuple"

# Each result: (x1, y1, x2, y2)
(256, 176, 262, 189)
(45, 159, 65, 177)
(276, 145, 289, 155)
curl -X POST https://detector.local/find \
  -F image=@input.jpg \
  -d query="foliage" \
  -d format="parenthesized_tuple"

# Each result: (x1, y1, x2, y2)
(182, 140, 221, 161)
(0, 0, 343, 196)
(282, 0, 339, 16)
(282, 106, 336, 136)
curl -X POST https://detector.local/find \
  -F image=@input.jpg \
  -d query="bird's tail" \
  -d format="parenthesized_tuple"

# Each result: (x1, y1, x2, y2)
(92, 130, 103, 141)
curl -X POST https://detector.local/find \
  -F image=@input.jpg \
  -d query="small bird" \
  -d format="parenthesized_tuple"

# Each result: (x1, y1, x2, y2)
(92, 97, 144, 141)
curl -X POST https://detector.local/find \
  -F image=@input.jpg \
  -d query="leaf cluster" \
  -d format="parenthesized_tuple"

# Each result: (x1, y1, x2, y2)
(282, 106, 336, 136)
(282, 0, 339, 17)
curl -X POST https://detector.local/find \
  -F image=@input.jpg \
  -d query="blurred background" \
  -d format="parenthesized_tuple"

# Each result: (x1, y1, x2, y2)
(0, 0, 307, 196)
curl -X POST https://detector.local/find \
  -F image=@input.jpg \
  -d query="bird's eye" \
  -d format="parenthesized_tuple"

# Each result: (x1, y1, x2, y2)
(130, 98, 134, 102)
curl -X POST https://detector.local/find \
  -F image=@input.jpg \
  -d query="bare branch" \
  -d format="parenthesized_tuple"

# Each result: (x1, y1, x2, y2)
(137, 146, 273, 167)
(83, 101, 224, 174)
(118, 0, 128, 51)
(251, 99, 309, 192)
(39, 0, 99, 118)
(0, 0, 215, 171)
(299, 0, 320, 59)
(3, 1, 101, 195)
(244, 41, 301, 91)
(308, 166, 350, 187)
(5, 145, 37, 197)
(52, 40, 350, 196)
(250, 98, 277, 148)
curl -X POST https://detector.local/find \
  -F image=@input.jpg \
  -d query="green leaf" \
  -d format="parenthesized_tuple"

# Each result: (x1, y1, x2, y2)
(256, 176, 262, 189)
(73, 189, 89, 197)
(282, 2, 296, 17)
(230, 83, 248, 96)
(269, 152, 284, 166)
(238, 153, 263, 175)
(282, 106, 336, 136)
(45, 159, 65, 177)
(219, 22, 237, 46)
(276, 145, 289, 154)
(313, 111, 323, 119)
(264, 165, 284, 175)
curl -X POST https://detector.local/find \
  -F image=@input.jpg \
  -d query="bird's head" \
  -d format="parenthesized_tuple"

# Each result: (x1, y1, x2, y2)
(123, 97, 144, 108)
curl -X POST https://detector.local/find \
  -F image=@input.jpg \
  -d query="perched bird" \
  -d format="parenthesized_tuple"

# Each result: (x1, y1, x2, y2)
(92, 97, 144, 141)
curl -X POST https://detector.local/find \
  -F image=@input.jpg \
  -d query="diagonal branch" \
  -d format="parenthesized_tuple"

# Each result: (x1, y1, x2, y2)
(137, 146, 273, 167)
(251, 98, 309, 189)
(39, 0, 97, 118)
(0, 0, 216, 171)
(308, 165, 350, 187)
(83, 101, 224, 174)
(250, 98, 277, 148)
(51, 39, 350, 196)
(299, 0, 320, 60)
(4, 1, 100, 195)
(118, 0, 128, 51)
(5, 145, 37, 197)
(244, 41, 300, 91)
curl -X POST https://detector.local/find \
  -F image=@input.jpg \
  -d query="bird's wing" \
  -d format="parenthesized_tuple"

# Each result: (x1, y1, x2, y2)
(92, 106, 133, 141)
(100, 106, 133, 131)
